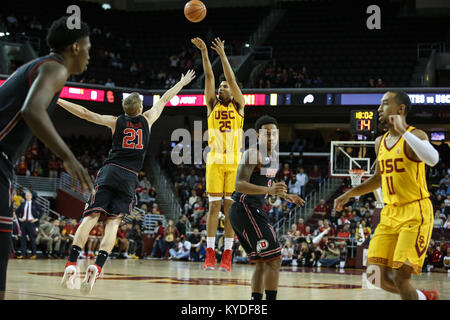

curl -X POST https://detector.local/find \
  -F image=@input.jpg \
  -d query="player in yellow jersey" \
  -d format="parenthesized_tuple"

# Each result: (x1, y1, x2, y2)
(192, 37, 245, 272)
(334, 91, 440, 300)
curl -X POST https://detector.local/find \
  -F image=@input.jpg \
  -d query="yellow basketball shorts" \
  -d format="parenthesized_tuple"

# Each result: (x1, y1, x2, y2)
(367, 198, 433, 274)
(206, 163, 239, 197)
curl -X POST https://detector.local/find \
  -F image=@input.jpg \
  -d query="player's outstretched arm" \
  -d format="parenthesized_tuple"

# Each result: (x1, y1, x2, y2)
(191, 37, 216, 113)
(334, 136, 383, 211)
(211, 37, 245, 111)
(143, 70, 196, 125)
(57, 98, 117, 130)
(21, 61, 93, 192)
(235, 149, 287, 196)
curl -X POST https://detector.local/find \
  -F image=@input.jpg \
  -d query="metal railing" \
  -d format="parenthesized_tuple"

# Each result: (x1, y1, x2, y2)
(59, 172, 90, 202)
(274, 176, 343, 238)
(14, 175, 59, 195)
(247, 9, 286, 47)
(417, 42, 446, 59)
(421, 49, 437, 87)
(142, 213, 167, 234)
(148, 157, 182, 222)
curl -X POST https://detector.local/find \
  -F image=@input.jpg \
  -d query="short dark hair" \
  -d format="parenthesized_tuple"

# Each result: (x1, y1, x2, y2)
(389, 90, 411, 115)
(219, 78, 243, 89)
(255, 115, 278, 131)
(46, 16, 90, 52)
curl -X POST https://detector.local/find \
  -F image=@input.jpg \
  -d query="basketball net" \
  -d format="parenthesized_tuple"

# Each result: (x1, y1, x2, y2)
(349, 169, 365, 188)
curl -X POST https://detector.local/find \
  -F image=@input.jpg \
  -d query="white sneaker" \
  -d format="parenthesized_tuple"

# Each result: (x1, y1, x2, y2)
(61, 265, 77, 289)
(80, 264, 101, 295)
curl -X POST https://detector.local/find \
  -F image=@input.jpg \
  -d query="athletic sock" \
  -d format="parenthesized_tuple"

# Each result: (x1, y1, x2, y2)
(416, 289, 426, 300)
(68, 245, 82, 263)
(265, 290, 277, 300)
(251, 292, 263, 300)
(95, 250, 109, 268)
(207, 237, 215, 249)
(224, 238, 234, 251)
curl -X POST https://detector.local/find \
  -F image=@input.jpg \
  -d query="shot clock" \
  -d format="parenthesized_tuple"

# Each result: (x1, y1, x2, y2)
(350, 110, 377, 135)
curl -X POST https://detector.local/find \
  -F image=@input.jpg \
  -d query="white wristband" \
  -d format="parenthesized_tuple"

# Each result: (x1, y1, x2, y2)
(402, 131, 439, 166)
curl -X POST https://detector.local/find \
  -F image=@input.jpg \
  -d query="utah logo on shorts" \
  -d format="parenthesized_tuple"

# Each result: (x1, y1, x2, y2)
(256, 239, 269, 253)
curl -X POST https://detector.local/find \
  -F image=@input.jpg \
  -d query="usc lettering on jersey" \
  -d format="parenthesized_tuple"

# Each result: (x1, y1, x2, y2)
(207, 99, 244, 164)
(378, 126, 429, 206)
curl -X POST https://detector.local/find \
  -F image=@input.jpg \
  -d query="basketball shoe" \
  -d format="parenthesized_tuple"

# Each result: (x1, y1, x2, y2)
(203, 248, 217, 270)
(80, 264, 102, 295)
(219, 249, 232, 272)
(61, 261, 77, 289)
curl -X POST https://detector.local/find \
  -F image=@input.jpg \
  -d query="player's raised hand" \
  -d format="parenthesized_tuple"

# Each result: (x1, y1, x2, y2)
(389, 115, 407, 135)
(191, 37, 207, 51)
(180, 69, 196, 86)
(268, 181, 288, 197)
(63, 155, 94, 194)
(334, 193, 350, 212)
(283, 194, 306, 207)
(211, 37, 225, 56)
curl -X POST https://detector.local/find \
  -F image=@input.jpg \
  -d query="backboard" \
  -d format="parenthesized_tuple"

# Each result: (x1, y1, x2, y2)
(330, 140, 384, 205)
(330, 141, 376, 178)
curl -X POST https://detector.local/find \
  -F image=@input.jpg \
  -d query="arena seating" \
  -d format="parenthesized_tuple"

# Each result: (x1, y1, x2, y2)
(262, 1, 449, 87)
(2, 0, 269, 88)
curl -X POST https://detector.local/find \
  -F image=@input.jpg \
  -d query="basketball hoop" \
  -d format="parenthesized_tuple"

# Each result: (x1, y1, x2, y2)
(349, 169, 365, 187)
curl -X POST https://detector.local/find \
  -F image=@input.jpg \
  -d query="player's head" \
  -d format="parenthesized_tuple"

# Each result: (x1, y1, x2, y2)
(46, 16, 91, 74)
(378, 91, 411, 127)
(255, 115, 278, 152)
(218, 81, 232, 101)
(122, 92, 143, 116)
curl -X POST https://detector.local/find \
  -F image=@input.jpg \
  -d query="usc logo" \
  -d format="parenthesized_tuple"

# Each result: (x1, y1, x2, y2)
(214, 110, 235, 120)
(418, 235, 425, 249)
(378, 158, 405, 174)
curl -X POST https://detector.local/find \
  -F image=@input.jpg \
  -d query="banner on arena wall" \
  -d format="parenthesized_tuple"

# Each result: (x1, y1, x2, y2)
(148, 94, 268, 107)
(338, 93, 450, 105)
(59, 86, 105, 102)
(1, 79, 450, 106)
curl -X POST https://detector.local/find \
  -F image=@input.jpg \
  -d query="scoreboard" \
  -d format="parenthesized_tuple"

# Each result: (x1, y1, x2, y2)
(350, 110, 377, 135)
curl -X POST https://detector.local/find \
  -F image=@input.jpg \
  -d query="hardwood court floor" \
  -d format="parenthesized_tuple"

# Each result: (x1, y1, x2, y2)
(4, 259, 450, 300)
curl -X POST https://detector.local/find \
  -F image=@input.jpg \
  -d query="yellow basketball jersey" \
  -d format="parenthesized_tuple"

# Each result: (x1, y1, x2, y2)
(378, 126, 430, 206)
(207, 99, 244, 164)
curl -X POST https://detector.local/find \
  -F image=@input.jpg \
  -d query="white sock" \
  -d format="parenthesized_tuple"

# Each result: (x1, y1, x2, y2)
(224, 238, 233, 251)
(416, 289, 426, 300)
(207, 237, 215, 249)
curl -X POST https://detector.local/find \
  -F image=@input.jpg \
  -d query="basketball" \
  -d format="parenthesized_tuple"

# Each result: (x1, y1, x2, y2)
(184, 0, 206, 23)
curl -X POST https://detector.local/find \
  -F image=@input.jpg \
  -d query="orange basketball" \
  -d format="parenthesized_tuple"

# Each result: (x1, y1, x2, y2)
(184, 0, 207, 23)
